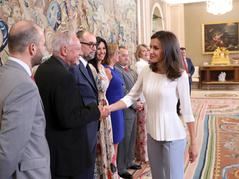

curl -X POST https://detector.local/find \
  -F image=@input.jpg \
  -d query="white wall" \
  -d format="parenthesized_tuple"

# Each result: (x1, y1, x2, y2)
(137, 0, 185, 47)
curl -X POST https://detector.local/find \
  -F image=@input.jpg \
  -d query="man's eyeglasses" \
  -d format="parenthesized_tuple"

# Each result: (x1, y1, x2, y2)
(81, 42, 97, 48)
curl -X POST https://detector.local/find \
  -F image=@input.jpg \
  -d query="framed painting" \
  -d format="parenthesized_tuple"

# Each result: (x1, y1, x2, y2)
(202, 22, 239, 54)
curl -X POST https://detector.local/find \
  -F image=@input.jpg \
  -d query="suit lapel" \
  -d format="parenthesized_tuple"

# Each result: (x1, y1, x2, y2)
(186, 58, 192, 72)
(78, 61, 97, 92)
(117, 65, 135, 85)
(125, 71, 135, 85)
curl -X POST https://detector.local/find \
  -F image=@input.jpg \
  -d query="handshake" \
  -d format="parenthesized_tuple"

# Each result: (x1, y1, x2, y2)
(98, 99, 111, 120)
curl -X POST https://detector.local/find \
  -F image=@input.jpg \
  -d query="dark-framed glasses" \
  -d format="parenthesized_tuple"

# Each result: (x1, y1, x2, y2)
(81, 42, 97, 48)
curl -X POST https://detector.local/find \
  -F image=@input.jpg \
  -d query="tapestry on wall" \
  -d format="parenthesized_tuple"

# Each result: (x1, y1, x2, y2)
(0, 0, 137, 58)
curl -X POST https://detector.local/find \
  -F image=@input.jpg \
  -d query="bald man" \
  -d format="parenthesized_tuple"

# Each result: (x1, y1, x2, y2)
(0, 21, 51, 179)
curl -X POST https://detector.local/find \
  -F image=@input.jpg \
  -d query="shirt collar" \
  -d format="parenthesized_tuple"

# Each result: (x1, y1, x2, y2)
(120, 65, 127, 69)
(8, 56, 32, 76)
(79, 56, 88, 67)
(139, 58, 148, 64)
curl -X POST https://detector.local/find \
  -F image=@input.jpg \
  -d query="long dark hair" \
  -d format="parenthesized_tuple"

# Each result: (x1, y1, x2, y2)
(89, 36, 108, 73)
(150, 31, 182, 80)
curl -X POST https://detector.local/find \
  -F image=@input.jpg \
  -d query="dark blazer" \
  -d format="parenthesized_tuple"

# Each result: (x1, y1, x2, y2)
(185, 57, 195, 88)
(34, 56, 100, 177)
(71, 61, 98, 104)
(70, 61, 99, 164)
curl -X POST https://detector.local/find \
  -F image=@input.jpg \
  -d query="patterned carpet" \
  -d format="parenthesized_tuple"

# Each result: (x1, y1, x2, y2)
(133, 90, 239, 179)
(130, 162, 151, 179)
(191, 90, 239, 99)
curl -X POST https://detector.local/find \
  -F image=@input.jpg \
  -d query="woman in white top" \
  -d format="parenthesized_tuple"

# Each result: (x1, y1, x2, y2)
(109, 31, 197, 179)
(135, 44, 150, 75)
(134, 44, 150, 162)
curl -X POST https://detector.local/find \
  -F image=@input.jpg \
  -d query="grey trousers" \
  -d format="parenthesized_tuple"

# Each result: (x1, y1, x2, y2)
(117, 118, 137, 174)
(147, 134, 186, 179)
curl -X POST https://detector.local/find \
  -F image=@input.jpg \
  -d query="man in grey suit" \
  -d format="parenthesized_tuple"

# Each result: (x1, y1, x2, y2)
(116, 46, 141, 179)
(0, 20, 51, 179)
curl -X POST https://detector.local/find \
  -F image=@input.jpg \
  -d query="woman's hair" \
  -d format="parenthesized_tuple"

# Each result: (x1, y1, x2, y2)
(150, 31, 182, 80)
(135, 44, 148, 61)
(102, 43, 118, 65)
(89, 36, 108, 73)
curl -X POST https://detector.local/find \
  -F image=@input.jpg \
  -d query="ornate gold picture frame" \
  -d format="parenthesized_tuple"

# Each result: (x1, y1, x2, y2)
(202, 22, 239, 54)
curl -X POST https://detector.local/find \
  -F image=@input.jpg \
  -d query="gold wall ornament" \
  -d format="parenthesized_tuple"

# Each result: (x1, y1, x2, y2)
(211, 47, 231, 65)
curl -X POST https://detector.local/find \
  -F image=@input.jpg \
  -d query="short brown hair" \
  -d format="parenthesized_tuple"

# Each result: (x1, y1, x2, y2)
(76, 30, 85, 40)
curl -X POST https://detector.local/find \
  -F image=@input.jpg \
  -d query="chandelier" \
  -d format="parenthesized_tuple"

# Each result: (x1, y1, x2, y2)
(206, 0, 233, 15)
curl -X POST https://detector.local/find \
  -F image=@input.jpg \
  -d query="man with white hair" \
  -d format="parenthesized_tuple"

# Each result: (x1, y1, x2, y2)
(35, 31, 109, 179)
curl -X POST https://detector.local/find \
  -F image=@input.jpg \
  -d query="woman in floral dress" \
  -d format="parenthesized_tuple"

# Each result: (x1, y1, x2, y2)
(134, 44, 150, 162)
(89, 36, 117, 179)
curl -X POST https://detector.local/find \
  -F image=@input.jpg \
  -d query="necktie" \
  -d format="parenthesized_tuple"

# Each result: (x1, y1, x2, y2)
(184, 59, 188, 69)
(182, 58, 188, 73)
(124, 66, 129, 72)
(86, 64, 95, 83)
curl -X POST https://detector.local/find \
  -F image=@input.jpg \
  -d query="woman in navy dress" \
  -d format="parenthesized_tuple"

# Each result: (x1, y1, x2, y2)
(102, 43, 125, 170)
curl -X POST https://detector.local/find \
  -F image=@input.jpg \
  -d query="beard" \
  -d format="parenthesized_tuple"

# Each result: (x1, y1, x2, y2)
(31, 48, 44, 67)
(84, 52, 96, 61)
